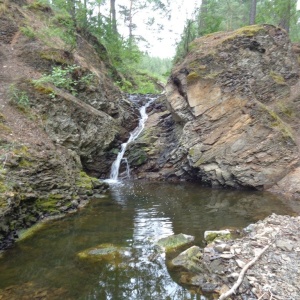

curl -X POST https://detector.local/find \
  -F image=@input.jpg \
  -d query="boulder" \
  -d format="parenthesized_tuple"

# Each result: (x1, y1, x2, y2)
(204, 230, 231, 243)
(129, 25, 300, 194)
(155, 233, 194, 251)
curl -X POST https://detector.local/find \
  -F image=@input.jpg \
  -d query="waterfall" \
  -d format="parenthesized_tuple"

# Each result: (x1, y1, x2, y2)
(105, 95, 156, 184)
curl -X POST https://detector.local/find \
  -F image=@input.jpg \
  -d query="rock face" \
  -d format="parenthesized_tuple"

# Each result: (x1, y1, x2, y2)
(0, 0, 139, 249)
(129, 25, 300, 192)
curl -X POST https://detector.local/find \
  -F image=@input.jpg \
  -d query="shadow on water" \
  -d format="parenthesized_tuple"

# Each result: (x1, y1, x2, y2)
(0, 181, 299, 299)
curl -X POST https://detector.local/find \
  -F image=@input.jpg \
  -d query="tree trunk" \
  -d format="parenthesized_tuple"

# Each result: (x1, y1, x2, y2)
(67, 0, 76, 28)
(198, 0, 207, 36)
(110, 0, 117, 33)
(279, 0, 293, 33)
(249, 0, 257, 25)
(129, 0, 133, 41)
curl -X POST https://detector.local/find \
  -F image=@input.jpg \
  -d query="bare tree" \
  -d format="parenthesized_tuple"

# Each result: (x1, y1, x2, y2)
(110, 0, 117, 33)
(249, 0, 257, 25)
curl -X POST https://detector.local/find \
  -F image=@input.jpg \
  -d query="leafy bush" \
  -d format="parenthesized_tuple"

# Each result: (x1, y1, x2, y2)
(20, 26, 36, 39)
(33, 65, 94, 96)
(9, 85, 30, 109)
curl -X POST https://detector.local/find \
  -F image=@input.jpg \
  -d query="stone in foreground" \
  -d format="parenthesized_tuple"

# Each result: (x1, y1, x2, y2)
(156, 233, 194, 251)
(171, 245, 202, 272)
(204, 230, 231, 243)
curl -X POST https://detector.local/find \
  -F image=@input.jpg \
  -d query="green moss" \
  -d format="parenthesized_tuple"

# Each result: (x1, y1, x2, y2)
(17, 222, 46, 241)
(187, 71, 200, 83)
(204, 230, 231, 243)
(277, 102, 294, 118)
(20, 26, 36, 39)
(203, 71, 222, 79)
(18, 158, 33, 168)
(26, 0, 51, 11)
(259, 103, 295, 142)
(233, 25, 264, 37)
(156, 233, 194, 252)
(13, 146, 29, 157)
(76, 171, 94, 189)
(77, 244, 129, 264)
(0, 0, 8, 16)
(0, 123, 11, 133)
(134, 151, 147, 166)
(270, 71, 286, 85)
(36, 194, 63, 213)
(0, 181, 8, 193)
(39, 49, 72, 65)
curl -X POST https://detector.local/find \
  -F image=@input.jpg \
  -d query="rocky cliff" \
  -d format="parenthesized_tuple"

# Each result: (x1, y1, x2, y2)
(128, 25, 300, 195)
(0, 0, 138, 248)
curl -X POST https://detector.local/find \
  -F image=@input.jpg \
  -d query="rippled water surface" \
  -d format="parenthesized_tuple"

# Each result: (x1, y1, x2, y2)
(0, 182, 299, 299)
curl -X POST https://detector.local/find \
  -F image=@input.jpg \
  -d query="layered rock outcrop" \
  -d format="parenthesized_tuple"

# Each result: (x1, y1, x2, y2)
(0, 0, 139, 248)
(129, 25, 300, 193)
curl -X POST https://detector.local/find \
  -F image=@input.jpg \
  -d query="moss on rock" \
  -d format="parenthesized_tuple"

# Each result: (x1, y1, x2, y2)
(77, 243, 130, 264)
(156, 233, 195, 252)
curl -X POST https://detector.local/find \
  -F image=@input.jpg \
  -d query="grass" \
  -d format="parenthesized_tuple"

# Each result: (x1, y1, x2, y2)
(0, 0, 8, 16)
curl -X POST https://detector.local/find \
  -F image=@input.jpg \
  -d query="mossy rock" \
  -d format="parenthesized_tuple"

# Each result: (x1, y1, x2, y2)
(77, 243, 130, 264)
(187, 71, 200, 83)
(156, 233, 195, 252)
(17, 222, 46, 241)
(170, 246, 203, 273)
(204, 230, 231, 243)
(76, 171, 94, 189)
(270, 71, 286, 85)
(33, 83, 55, 95)
(36, 196, 61, 213)
(232, 24, 264, 37)
(39, 49, 73, 65)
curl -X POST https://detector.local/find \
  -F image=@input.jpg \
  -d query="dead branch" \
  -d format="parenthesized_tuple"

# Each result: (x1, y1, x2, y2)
(218, 244, 270, 300)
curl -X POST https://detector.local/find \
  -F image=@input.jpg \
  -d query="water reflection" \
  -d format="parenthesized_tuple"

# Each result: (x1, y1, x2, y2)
(0, 182, 299, 300)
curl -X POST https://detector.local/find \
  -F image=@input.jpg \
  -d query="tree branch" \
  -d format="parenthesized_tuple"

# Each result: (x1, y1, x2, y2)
(218, 244, 270, 300)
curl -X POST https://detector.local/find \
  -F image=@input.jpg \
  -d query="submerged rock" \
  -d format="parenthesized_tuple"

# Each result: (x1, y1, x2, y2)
(155, 233, 194, 251)
(77, 243, 130, 264)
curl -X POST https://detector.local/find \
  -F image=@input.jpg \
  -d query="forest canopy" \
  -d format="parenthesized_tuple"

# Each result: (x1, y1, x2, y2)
(30, 0, 300, 91)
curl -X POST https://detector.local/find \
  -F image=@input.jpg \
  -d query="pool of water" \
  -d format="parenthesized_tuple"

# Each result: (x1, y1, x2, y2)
(0, 181, 299, 300)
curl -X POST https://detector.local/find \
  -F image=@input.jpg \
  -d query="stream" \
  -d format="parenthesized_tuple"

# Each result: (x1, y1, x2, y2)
(1, 95, 300, 299)
(0, 181, 299, 299)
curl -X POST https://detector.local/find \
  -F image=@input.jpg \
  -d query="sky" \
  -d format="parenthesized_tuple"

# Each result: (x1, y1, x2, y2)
(116, 0, 300, 59)
(116, 0, 198, 58)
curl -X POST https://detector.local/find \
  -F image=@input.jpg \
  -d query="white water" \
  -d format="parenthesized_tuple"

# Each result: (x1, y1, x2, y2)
(105, 96, 156, 184)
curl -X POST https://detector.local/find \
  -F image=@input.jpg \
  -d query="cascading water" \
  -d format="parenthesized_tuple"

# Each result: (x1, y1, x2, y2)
(105, 95, 156, 184)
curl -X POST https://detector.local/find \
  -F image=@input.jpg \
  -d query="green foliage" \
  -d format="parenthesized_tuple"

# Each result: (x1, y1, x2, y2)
(139, 54, 172, 80)
(256, 0, 300, 41)
(174, 0, 300, 62)
(9, 85, 30, 109)
(33, 65, 94, 96)
(26, 0, 51, 11)
(20, 26, 36, 39)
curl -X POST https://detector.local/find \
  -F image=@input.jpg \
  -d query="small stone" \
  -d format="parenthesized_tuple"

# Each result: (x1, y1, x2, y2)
(219, 284, 230, 294)
(247, 276, 257, 282)
(234, 247, 242, 254)
(236, 259, 246, 268)
(228, 272, 239, 279)
(214, 243, 228, 253)
(276, 240, 294, 251)
(220, 253, 235, 259)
